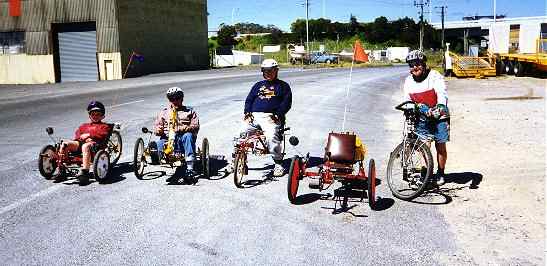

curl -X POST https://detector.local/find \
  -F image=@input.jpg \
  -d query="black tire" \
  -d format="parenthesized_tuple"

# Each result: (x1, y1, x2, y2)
(386, 139, 434, 201)
(326, 59, 331, 64)
(38, 145, 57, 179)
(287, 156, 302, 204)
(148, 141, 160, 165)
(367, 158, 376, 210)
(495, 58, 503, 75)
(133, 138, 146, 179)
(201, 138, 210, 178)
(499, 60, 506, 74)
(108, 131, 122, 165)
(514, 61, 526, 77)
(504, 60, 513, 75)
(233, 152, 247, 188)
(93, 150, 110, 184)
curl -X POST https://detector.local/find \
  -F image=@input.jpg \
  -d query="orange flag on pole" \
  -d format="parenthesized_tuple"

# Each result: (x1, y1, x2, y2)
(353, 39, 368, 63)
(9, 0, 21, 17)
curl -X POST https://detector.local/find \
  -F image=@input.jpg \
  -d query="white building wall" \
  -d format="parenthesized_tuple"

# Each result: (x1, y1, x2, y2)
(519, 23, 541, 54)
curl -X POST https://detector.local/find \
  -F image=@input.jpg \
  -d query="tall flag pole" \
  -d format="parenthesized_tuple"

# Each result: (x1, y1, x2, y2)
(342, 39, 368, 131)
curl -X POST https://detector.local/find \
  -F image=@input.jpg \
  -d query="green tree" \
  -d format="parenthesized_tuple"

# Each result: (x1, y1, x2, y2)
(217, 24, 237, 46)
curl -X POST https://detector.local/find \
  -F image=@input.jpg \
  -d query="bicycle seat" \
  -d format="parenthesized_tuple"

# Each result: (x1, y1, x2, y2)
(325, 132, 356, 164)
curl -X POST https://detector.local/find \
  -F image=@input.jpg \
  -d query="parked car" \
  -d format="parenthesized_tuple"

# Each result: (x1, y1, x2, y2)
(309, 51, 339, 64)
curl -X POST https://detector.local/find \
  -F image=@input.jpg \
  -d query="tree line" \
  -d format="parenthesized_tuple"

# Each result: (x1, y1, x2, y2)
(213, 16, 441, 50)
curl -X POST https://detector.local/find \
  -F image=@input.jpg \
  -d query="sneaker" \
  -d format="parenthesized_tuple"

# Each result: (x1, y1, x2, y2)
(273, 164, 285, 177)
(435, 175, 445, 186)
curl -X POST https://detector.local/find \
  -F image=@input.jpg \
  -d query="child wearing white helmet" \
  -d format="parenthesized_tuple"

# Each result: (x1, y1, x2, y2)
(242, 59, 292, 177)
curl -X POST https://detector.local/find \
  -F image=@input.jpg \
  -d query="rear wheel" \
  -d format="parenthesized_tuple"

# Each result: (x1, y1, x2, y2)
(514, 61, 526, 76)
(201, 138, 211, 178)
(367, 158, 376, 210)
(504, 60, 513, 75)
(287, 156, 302, 204)
(386, 139, 433, 201)
(93, 150, 110, 183)
(233, 152, 247, 188)
(108, 131, 122, 165)
(38, 145, 57, 179)
(133, 138, 146, 179)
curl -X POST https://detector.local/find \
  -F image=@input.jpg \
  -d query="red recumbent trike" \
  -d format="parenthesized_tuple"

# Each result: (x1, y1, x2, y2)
(38, 124, 122, 184)
(287, 132, 377, 210)
(232, 126, 291, 188)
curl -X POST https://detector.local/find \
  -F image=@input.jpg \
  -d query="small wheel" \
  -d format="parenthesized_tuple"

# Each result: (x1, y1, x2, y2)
(38, 145, 57, 179)
(93, 150, 110, 183)
(148, 141, 160, 165)
(233, 152, 247, 188)
(367, 158, 376, 210)
(133, 138, 146, 179)
(326, 59, 331, 64)
(108, 131, 122, 165)
(287, 155, 302, 204)
(201, 138, 211, 178)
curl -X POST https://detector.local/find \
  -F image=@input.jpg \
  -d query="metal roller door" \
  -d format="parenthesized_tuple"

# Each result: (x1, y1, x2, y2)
(58, 31, 98, 82)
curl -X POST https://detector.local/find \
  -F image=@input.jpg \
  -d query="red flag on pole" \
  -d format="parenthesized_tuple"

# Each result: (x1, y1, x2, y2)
(353, 39, 368, 63)
(9, 0, 21, 17)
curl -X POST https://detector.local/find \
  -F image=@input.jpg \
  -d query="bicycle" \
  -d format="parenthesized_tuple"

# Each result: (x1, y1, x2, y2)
(386, 101, 434, 200)
(232, 125, 291, 188)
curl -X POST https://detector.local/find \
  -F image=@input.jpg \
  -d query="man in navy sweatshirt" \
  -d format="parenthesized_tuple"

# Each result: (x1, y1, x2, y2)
(243, 59, 292, 177)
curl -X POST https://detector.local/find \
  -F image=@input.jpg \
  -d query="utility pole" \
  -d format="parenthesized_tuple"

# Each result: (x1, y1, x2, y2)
(435, 5, 447, 50)
(305, 0, 310, 56)
(414, 0, 429, 51)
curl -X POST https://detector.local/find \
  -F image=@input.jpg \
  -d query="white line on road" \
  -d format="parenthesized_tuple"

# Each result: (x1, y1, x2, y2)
(0, 185, 64, 215)
(109, 100, 144, 108)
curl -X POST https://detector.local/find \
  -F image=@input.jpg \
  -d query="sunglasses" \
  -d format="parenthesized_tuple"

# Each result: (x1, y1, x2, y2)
(408, 61, 422, 68)
(261, 68, 276, 73)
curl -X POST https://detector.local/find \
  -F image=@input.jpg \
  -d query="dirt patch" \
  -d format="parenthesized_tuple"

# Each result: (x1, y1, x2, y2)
(438, 76, 545, 265)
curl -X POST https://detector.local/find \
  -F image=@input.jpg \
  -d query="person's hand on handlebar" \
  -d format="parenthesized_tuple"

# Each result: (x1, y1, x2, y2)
(244, 112, 254, 123)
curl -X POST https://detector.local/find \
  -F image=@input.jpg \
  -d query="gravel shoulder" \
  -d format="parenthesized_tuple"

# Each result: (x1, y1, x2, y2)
(403, 76, 545, 265)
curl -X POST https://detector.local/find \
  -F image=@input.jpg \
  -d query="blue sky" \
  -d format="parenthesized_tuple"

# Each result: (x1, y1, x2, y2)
(208, 0, 546, 31)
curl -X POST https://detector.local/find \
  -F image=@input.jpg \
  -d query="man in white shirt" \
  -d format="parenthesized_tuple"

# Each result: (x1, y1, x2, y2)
(403, 50, 450, 186)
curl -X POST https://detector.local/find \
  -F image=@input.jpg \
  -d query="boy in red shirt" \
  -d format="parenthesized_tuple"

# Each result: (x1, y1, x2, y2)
(54, 101, 111, 179)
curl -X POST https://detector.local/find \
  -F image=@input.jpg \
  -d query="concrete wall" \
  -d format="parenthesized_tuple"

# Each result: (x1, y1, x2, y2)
(116, 0, 208, 77)
(0, 54, 55, 84)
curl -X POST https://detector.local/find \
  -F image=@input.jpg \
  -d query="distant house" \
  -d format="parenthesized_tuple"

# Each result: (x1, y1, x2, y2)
(0, 0, 208, 84)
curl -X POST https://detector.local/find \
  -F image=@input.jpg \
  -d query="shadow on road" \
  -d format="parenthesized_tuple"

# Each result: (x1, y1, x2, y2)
(445, 171, 483, 189)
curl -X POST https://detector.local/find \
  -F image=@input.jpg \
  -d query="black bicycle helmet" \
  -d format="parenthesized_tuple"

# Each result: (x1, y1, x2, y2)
(87, 101, 105, 115)
(166, 86, 184, 101)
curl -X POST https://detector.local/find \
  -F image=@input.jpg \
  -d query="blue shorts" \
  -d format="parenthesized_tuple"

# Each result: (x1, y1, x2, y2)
(415, 119, 450, 143)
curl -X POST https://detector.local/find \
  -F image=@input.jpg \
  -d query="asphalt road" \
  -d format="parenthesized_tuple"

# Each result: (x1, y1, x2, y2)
(0, 66, 459, 265)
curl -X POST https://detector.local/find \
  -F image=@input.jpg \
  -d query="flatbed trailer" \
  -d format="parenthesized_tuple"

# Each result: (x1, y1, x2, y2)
(497, 39, 547, 76)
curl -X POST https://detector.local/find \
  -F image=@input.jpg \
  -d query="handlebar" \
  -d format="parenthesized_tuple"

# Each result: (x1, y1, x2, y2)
(395, 101, 416, 111)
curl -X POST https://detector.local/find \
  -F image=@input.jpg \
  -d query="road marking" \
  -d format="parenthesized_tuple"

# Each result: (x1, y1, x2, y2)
(0, 185, 64, 215)
(200, 110, 241, 128)
(109, 100, 144, 108)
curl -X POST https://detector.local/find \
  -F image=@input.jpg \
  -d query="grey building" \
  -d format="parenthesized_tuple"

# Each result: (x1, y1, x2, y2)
(0, 0, 208, 84)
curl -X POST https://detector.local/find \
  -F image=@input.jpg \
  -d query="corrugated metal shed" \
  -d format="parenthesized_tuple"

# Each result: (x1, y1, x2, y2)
(0, 0, 119, 54)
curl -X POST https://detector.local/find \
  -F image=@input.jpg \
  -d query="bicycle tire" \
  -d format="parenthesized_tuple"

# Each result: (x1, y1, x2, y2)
(386, 139, 433, 200)
(233, 152, 247, 188)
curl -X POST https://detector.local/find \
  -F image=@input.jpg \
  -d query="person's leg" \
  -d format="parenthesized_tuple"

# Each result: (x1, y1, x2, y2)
(181, 132, 196, 171)
(156, 138, 166, 160)
(55, 140, 79, 176)
(80, 142, 95, 176)
(255, 113, 284, 176)
(434, 121, 449, 185)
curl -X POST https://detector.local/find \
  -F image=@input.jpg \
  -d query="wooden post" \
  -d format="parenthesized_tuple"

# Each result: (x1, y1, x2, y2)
(123, 51, 135, 79)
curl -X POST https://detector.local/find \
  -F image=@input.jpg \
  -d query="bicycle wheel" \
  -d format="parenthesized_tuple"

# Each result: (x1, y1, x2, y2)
(108, 131, 122, 165)
(386, 139, 433, 200)
(367, 158, 376, 210)
(233, 152, 247, 188)
(287, 155, 302, 204)
(133, 138, 146, 179)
